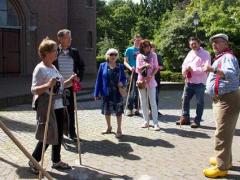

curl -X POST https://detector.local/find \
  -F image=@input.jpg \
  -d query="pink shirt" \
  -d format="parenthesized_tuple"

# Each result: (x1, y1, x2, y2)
(182, 47, 211, 84)
(136, 52, 159, 88)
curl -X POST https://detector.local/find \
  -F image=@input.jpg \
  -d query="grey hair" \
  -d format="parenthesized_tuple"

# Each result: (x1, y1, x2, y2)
(57, 29, 71, 38)
(105, 48, 119, 60)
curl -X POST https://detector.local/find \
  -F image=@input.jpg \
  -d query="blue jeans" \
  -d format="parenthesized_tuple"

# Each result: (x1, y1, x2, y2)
(127, 72, 139, 110)
(182, 83, 205, 124)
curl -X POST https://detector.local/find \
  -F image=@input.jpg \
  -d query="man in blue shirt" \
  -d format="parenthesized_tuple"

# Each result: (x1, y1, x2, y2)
(203, 33, 240, 178)
(124, 34, 142, 116)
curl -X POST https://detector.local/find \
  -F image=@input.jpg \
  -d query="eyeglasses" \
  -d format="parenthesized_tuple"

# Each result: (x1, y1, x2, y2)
(109, 53, 118, 56)
(143, 45, 150, 48)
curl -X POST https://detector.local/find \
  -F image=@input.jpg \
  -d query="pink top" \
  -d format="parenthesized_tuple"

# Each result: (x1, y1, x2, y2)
(136, 52, 159, 88)
(182, 47, 211, 84)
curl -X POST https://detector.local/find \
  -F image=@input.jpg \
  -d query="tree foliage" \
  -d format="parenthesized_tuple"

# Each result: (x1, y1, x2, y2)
(97, 0, 240, 71)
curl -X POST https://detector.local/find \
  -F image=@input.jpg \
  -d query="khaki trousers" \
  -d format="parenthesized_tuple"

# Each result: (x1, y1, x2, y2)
(213, 89, 240, 170)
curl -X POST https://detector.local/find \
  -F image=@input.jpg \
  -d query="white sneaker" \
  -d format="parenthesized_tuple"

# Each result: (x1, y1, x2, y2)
(141, 122, 149, 128)
(154, 124, 160, 131)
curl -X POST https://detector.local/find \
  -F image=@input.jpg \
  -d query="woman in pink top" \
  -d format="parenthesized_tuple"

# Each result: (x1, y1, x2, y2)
(136, 40, 160, 130)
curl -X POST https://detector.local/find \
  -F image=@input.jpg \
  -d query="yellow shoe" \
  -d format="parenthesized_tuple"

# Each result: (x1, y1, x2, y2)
(203, 166, 228, 178)
(209, 157, 232, 169)
(209, 157, 217, 166)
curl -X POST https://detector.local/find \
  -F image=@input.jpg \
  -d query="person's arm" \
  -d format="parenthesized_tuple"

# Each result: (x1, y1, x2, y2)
(94, 63, 103, 99)
(72, 48, 85, 81)
(64, 73, 78, 88)
(31, 66, 56, 95)
(31, 69, 56, 96)
(148, 53, 159, 81)
(220, 55, 239, 79)
(119, 64, 127, 86)
(182, 53, 192, 77)
(124, 56, 134, 72)
(124, 48, 135, 72)
(203, 55, 237, 79)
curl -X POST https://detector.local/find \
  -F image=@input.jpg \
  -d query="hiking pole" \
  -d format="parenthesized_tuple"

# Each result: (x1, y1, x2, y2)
(124, 70, 134, 115)
(146, 85, 150, 130)
(0, 119, 53, 180)
(73, 80, 82, 165)
(39, 86, 53, 180)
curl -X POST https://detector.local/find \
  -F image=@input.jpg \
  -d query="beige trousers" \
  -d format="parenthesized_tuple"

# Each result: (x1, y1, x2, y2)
(213, 89, 240, 170)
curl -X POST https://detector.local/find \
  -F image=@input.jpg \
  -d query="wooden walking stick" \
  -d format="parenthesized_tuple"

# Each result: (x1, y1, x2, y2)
(72, 80, 82, 165)
(124, 71, 134, 115)
(146, 84, 150, 130)
(39, 87, 53, 180)
(0, 119, 53, 180)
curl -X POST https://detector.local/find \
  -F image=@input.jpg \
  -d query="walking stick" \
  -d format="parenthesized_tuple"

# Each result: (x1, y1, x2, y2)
(124, 71, 134, 115)
(39, 87, 53, 180)
(73, 80, 82, 165)
(0, 119, 53, 180)
(146, 85, 150, 130)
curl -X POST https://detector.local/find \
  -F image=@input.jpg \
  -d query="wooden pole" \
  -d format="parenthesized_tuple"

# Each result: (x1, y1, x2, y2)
(73, 92, 82, 165)
(39, 87, 53, 180)
(146, 86, 150, 130)
(0, 120, 53, 180)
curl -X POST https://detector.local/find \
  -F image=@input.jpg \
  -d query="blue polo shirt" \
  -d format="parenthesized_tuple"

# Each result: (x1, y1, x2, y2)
(124, 46, 139, 68)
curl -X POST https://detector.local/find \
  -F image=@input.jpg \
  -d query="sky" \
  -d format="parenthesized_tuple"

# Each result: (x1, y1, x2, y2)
(105, 0, 141, 4)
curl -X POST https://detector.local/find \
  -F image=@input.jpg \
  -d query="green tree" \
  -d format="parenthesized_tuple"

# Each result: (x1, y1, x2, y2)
(97, 32, 117, 56)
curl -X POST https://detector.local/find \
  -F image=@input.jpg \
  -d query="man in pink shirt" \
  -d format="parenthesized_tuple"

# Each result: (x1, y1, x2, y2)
(176, 37, 211, 128)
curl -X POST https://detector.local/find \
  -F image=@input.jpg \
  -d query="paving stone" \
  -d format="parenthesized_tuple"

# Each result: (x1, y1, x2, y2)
(0, 90, 240, 179)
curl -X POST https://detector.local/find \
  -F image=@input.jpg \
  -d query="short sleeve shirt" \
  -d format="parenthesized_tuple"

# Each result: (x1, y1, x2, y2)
(124, 46, 139, 68)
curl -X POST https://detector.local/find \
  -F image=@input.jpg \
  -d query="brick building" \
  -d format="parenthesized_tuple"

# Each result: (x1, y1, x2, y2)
(0, 0, 96, 77)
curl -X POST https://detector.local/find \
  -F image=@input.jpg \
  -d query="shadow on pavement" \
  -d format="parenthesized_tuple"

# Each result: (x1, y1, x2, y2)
(119, 134, 174, 148)
(0, 116, 35, 133)
(63, 139, 141, 161)
(161, 127, 211, 139)
(234, 129, 240, 136)
(50, 165, 132, 180)
(218, 168, 240, 180)
(0, 157, 132, 180)
(0, 157, 39, 179)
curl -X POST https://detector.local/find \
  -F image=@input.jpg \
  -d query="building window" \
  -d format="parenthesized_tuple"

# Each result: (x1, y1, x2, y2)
(0, 0, 19, 27)
(87, 31, 93, 48)
(86, 0, 93, 7)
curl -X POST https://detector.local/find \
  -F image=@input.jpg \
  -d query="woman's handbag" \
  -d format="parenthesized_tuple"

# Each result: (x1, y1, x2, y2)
(118, 67, 127, 97)
(118, 84, 128, 97)
(136, 80, 146, 89)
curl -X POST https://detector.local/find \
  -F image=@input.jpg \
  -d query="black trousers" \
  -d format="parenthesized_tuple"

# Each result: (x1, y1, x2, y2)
(65, 87, 76, 137)
(32, 108, 64, 163)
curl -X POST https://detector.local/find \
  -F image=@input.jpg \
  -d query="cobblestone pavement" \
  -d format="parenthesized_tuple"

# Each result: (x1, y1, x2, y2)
(0, 90, 240, 180)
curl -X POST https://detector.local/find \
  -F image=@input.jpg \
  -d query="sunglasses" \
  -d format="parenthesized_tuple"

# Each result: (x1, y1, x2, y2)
(143, 45, 150, 48)
(109, 53, 118, 56)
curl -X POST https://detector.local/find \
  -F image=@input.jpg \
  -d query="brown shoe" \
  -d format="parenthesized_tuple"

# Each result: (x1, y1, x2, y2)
(176, 116, 190, 125)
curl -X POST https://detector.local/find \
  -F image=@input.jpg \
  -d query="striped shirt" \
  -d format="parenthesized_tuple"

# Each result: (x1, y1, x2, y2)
(58, 49, 74, 87)
(205, 53, 239, 97)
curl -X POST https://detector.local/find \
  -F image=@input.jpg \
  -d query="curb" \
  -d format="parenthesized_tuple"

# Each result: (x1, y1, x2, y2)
(0, 82, 184, 109)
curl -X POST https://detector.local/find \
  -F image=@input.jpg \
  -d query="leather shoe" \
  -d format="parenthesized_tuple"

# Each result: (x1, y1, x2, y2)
(203, 166, 227, 178)
(69, 134, 80, 142)
(209, 157, 232, 169)
(176, 116, 190, 125)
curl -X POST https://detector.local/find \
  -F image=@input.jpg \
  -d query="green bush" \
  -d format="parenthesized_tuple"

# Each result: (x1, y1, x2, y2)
(96, 56, 106, 69)
(160, 71, 184, 82)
